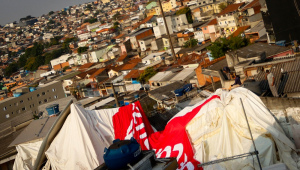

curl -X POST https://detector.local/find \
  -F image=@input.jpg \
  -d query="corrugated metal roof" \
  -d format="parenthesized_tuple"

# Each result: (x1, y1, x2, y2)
(149, 71, 173, 82)
(170, 68, 195, 82)
(254, 58, 300, 94)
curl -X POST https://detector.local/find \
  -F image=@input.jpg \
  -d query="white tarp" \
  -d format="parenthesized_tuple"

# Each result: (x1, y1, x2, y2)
(45, 104, 117, 170)
(13, 140, 43, 170)
(14, 88, 299, 170)
(179, 88, 298, 170)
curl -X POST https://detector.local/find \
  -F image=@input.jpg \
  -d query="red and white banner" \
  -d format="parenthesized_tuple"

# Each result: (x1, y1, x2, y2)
(113, 95, 220, 170)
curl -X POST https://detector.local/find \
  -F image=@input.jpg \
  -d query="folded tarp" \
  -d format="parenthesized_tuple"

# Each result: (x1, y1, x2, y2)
(13, 140, 43, 170)
(41, 88, 299, 170)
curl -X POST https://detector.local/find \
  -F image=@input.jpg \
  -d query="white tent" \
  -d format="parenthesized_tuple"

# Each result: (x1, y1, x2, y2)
(180, 88, 298, 169)
(12, 88, 300, 170)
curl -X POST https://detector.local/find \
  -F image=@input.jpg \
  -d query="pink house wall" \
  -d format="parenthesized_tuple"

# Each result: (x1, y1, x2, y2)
(268, 50, 294, 59)
(202, 26, 210, 34)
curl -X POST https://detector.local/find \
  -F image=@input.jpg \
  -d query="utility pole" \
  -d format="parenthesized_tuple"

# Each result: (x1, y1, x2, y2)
(210, 76, 216, 92)
(111, 83, 119, 107)
(157, 0, 177, 61)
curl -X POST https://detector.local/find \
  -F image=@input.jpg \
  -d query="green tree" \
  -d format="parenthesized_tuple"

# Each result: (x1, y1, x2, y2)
(77, 47, 88, 54)
(218, 3, 227, 11)
(175, 7, 193, 23)
(61, 11, 67, 16)
(48, 11, 54, 15)
(94, 10, 100, 17)
(4, 62, 18, 77)
(48, 20, 55, 24)
(207, 35, 250, 59)
(183, 39, 198, 48)
(17, 30, 23, 35)
(84, 18, 98, 24)
(137, 67, 157, 84)
(86, 4, 93, 10)
(63, 66, 71, 72)
(114, 22, 120, 26)
(112, 12, 121, 20)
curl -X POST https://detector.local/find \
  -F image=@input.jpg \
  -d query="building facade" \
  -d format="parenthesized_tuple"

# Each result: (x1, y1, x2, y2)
(0, 81, 65, 124)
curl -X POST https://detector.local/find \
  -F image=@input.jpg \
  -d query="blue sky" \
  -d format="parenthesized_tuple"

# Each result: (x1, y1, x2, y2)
(0, 0, 92, 25)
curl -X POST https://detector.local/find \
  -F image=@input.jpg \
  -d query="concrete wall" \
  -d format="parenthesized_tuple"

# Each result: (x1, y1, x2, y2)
(260, 97, 300, 147)
(0, 81, 65, 124)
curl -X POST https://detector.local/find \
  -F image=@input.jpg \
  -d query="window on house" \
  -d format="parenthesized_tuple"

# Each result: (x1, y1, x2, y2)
(11, 112, 14, 115)
(219, 22, 222, 25)
(22, 107, 26, 111)
(42, 92, 45, 95)
(28, 98, 30, 101)
(204, 27, 207, 30)
(177, 18, 179, 20)
(6, 114, 9, 119)
(47, 90, 49, 92)
(39, 101, 42, 104)
(3, 107, 7, 111)
(228, 21, 231, 23)
(44, 99, 48, 102)
(32, 104, 35, 107)
(14, 102, 18, 106)
(37, 94, 40, 97)
(20, 100, 23, 103)
(54, 95, 58, 99)
(232, 20, 235, 23)
(9, 104, 11, 107)
(52, 88, 56, 92)
(49, 97, 51, 99)
(142, 48, 145, 50)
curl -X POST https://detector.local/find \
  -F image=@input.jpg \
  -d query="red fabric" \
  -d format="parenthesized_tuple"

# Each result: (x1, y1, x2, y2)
(113, 101, 154, 150)
(113, 95, 220, 170)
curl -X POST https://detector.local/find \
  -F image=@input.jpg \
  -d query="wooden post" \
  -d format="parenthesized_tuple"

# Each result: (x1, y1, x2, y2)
(211, 76, 216, 92)
(111, 83, 119, 107)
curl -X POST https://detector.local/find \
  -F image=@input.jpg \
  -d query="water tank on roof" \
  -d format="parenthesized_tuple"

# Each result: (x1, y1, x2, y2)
(275, 40, 286, 47)
(174, 88, 184, 96)
(29, 87, 36, 92)
(46, 104, 59, 116)
(134, 94, 139, 99)
(103, 137, 142, 170)
(13, 92, 22, 97)
(183, 84, 193, 93)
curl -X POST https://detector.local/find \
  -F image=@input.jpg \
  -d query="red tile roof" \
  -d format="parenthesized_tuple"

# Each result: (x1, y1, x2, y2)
(228, 25, 250, 39)
(121, 62, 138, 70)
(217, 3, 245, 16)
(132, 15, 154, 30)
(116, 54, 128, 62)
(89, 68, 106, 79)
(113, 33, 125, 39)
(241, 0, 260, 12)
(96, 28, 110, 33)
(78, 63, 94, 70)
(128, 58, 142, 63)
(77, 68, 98, 79)
(206, 19, 217, 26)
(124, 70, 144, 79)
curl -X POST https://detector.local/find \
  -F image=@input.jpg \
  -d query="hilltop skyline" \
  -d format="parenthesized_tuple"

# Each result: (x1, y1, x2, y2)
(0, 0, 92, 25)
